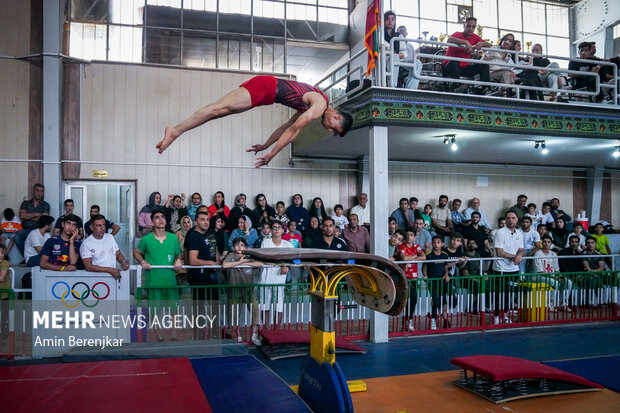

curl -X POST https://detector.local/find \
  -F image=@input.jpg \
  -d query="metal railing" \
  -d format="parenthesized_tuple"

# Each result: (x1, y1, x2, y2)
(1, 258, 617, 356)
(389, 38, 618, 105)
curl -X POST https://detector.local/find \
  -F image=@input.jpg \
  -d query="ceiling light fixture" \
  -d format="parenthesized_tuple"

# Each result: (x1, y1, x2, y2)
(450, 136, 458, 151)
(535, 140, 548, 155)
(613, 146, 620, 158)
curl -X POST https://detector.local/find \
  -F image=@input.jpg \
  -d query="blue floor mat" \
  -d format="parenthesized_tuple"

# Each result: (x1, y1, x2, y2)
(191, 355, 311, 413)
(544, 355, 620, 392)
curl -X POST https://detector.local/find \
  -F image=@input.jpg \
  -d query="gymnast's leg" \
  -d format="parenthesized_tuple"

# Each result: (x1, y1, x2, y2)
(157, 86, 252, 153)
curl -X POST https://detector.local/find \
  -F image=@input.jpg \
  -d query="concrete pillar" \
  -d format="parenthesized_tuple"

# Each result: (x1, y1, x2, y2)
(42, 0, 63, 219)
(586, 167, 604, 224)
(369, 125, 389, 343)
(357, 155, 369, 196)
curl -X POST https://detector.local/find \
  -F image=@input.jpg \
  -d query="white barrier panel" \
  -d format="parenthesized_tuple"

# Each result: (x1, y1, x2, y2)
(32, 268, 130, 358)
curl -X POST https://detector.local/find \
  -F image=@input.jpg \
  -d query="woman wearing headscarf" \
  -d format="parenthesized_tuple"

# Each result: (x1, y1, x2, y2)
(551, 217, 569, 253)
(164, 193, 189, 233)
(186, 192, 203, 221)
(209, 215, 229, 260)
(228, 193, 257, 232)
(254, 193, 276, 227)
(286, 193, 310, 231)
(309, 197, 328, 224)
(228, 215, 258, 251)
(138, 192, 161, 235)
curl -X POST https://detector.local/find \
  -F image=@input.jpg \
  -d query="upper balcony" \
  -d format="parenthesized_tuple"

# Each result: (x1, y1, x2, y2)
(294, 37, 620, 169)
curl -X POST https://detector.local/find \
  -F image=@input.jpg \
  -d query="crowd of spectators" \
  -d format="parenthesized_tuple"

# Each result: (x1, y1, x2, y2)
(1, 184, 616, 337)
(382, 11, 618, 104)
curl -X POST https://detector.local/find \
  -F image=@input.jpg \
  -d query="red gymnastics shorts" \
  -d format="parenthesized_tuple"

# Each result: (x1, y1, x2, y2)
(240, 75, 278, 108)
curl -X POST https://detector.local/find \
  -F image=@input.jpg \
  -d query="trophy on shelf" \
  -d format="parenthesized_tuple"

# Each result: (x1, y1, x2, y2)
(526, 41, 532, 52)
(476, 24, 483, 36)
(439, 33, 446, 42)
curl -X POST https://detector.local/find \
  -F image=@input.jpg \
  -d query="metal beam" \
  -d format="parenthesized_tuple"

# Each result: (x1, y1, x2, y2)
(42, 0, 63, 218)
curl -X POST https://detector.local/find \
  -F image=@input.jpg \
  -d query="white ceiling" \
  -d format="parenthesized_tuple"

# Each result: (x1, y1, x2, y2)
(293, 124, 620, 169)
(287, 42, 350, 85)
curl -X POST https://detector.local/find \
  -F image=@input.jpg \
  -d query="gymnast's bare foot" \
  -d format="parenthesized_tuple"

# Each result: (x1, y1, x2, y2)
(156, 126, 178, 153)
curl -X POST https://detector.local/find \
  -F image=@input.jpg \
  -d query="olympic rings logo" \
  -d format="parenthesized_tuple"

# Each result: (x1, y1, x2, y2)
(51, 281, 110, 308)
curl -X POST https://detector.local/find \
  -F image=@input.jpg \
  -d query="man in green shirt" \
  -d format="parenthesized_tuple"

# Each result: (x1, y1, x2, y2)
(134, 210, 183, 341)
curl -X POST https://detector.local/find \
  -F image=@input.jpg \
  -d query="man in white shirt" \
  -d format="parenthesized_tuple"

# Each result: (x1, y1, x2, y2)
(80, 214, 129, 280)
(518, 216, 540, 274)
(492, 211, 524, 325)
(462, 197, 490, 230)
(350, 193, 370, 229)
(24, 216, 54, 267)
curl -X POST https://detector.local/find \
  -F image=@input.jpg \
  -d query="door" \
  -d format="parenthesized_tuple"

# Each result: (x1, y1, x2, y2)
(65, 181, 135, 261)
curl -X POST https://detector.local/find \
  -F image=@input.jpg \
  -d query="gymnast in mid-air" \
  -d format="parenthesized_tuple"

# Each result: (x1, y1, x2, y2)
(156, 75, 353, 168)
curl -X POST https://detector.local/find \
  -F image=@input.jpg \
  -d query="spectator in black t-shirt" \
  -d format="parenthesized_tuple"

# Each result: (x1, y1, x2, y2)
(558, 235, 584, 273)
(310, 218, 349, 251)
(54, 199, 84, 239)
(185, 210, 219, 339)
(568, 42, 601, 101)
(84, 205, 120, 237)
(423, 236, 456, 331)
(462, 211, 491, 258)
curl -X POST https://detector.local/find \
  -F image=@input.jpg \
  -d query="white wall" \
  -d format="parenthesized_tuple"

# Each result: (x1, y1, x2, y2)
(79, 63, 357, 212)
(0, 1, 31, 213)
(573, 0, 620, 57)
(388, 164, 575, 227)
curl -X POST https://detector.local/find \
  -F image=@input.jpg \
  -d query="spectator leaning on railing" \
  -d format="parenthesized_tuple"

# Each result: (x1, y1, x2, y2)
(81, 214, 130, 280)
(40, 214, 81, 273)
(442, 17, 491, 94)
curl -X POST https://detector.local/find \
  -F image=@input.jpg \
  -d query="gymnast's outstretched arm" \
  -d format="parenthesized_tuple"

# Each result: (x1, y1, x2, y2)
(247, 113, 300, 154)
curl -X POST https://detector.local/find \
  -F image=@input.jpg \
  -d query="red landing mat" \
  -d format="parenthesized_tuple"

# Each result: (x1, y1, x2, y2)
(451, 355, 603, 388)
(259, 329, 366, 353)
(0, 358, 212, 413)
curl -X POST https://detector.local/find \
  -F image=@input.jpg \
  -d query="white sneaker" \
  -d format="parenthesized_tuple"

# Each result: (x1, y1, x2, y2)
(408, 320, 415, 332)
(503, 317, 513, 324)
(236, 336, 244, 343)
(251, 334, 262, 346)
(494, 316, 500, 325)
(430, 319, 437, 330)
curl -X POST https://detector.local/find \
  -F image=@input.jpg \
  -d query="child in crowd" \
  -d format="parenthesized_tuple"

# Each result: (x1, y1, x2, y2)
(332, 204, 349, 230)
(422, 204, 433, 234)
(334, 226, 346, 244)
(388, 229, 405, 260)
(524, 203, 539, 230)
(388, 217, 398, 238)
(0, 208, 22, 254)
(535, 202, 555, 227)
(590, 223, 612, 255)
(282, 220, 303, 248)
(273, 201, 290, 226)
(566, 222, 586, 251)
(423, 236, 455, 331)
(186, 192, 203, 221)
(221, 237, 264, 345)
(397, 229, 426, 332)
(254, 222, 272, 248)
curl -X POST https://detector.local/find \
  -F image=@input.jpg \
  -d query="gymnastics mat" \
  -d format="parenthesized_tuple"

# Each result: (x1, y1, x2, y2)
(0, 358, 211, 413)
(544, 355, 620, 392)
(259, 329, 366, 360)
(191, 355, 311, 413)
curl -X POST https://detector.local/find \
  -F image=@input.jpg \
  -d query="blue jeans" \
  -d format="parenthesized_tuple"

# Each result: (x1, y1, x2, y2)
(26, 255, 41, 267)
(13, 228, 34, 257)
